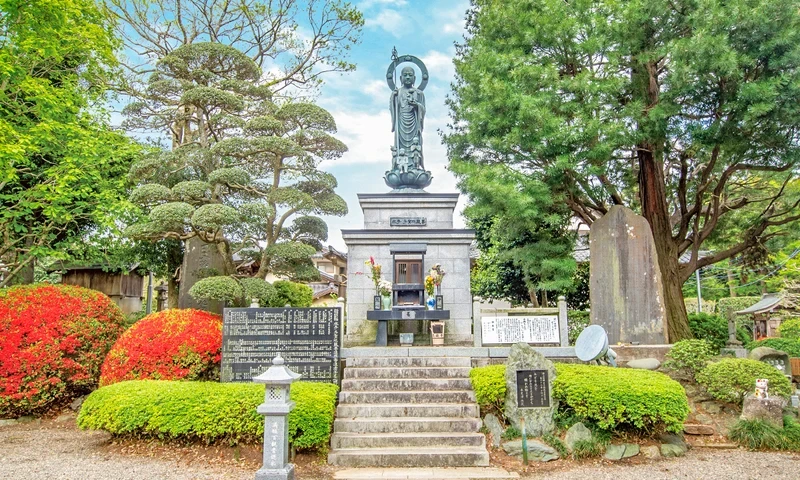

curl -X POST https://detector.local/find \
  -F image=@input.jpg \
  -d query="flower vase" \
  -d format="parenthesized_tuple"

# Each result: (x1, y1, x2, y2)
(382, 295, 392, 310)
(427, 297, 436, 310)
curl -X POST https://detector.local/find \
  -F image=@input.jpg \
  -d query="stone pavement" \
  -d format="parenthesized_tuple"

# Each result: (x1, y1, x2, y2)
(333, 467, 519, 479)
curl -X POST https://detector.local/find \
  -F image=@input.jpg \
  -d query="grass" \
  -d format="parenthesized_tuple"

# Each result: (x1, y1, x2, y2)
(727, 416, 800, 451)
(571, 438, 603, 459)
(541, 432, 568, 458)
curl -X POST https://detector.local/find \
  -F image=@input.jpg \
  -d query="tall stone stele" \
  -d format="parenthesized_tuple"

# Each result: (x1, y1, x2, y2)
(589, 205, 667, 345)
(505, 343, 558, 436)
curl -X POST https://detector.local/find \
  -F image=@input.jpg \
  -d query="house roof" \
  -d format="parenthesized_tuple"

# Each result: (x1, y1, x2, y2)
(736, 294, 783, 315)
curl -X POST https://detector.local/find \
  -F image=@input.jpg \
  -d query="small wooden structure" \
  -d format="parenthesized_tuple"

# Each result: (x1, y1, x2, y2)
(51, 263, 144, 315)
(737, 293, 798, 340)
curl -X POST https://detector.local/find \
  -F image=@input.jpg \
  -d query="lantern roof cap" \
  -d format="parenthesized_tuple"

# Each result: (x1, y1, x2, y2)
(253, 354, 302, 384)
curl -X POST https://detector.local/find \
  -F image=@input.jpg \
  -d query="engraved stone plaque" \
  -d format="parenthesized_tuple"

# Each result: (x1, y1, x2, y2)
(221, 307, 341, 384)
(516, 370, 550, 408)
(390, 216, 426, 227)
(402, 310, 416, 319)
(481, 316, 560, 344)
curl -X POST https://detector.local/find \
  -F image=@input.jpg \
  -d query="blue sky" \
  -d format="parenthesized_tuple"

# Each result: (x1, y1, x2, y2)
(315, 0, 471, 251)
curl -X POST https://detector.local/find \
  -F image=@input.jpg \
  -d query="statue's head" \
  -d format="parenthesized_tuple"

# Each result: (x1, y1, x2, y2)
(400, 66, 416, 87)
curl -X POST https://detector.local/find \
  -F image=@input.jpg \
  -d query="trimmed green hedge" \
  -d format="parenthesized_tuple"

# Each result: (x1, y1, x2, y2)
(688, 313, 728, 353)
(77, 380, 338, 449)
(697, 358, 793, 404)
(778, 318, 800, 340)
(553, 364, 688, 434)
(469, 365, 506, 415)
(469, 363, 688, 434)
(748, 338, 800, 357)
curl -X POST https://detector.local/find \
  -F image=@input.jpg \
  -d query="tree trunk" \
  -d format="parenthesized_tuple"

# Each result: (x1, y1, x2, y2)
(168, 275, 179, 309)
(634, 56, 692, 343)
(541, 290, 549, 308)
(639, 151, 693, 342)
(528, 289, 540, 308)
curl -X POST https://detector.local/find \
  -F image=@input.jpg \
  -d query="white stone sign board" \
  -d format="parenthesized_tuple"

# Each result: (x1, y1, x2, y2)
(481, 315, 560, 344)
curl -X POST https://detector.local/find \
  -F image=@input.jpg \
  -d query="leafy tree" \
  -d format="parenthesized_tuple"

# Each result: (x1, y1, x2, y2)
(125, 42, 348, 293)
(0, 0, 139, 286)
(445, 0, 800, 341)
(113, 0, 362, 304)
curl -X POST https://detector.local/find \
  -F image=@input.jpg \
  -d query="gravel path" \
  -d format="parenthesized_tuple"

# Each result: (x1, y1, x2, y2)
(520, 450, 800, 479)
(3, 418, 800, 480)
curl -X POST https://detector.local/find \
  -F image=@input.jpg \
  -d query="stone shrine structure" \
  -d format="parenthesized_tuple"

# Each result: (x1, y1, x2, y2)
(342, 53, 474, 346)
(589, 205, 667, 345)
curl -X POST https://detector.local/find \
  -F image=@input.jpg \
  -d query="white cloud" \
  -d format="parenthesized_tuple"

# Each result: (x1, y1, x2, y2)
(359, 0, 408, 9)
(323, 109, 393, 167)
(365, 9, 408, 37)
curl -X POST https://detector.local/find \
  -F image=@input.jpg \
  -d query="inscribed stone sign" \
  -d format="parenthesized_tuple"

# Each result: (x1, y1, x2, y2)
(589, 205, 667, 344)
(390, 216, 426, 226)
(221, 307, 341, 384)
(516, 370, 550, 408)
(482, 316, 559, 344)
(505, 343, 558, 436)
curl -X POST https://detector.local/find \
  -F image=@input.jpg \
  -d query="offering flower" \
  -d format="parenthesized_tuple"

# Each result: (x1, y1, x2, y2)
(424, 275, 435, 296)
(429, 263, 446, 287)
(378, 278, 393, 296)
(364, 256, 382, 292)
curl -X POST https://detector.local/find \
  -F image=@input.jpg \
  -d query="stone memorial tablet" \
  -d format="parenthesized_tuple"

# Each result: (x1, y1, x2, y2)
(516, 370, 550, 408)
(481, 316, 560, 344)
(221, 307, 341, 384)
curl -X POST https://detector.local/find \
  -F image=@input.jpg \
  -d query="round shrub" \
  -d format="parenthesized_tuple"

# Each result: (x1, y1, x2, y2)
(0, 284, 126, 417)
(778, 318, 800, 340)
(663, 339, 716, 380)
(553, 364, 688, 434)
(270, 280, 313, 307)
(77, 380, 338, 449)
(99, 309, 222, 386)
(697, 358, 793, 404)
(748, 338, 800, 357)
(688, 313, 728, 352)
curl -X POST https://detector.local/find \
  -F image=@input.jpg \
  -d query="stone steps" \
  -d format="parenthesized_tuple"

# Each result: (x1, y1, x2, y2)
(339, 390, 477, 404)
(328, 447, 490, 468)
(347, 357, 472, 368)
(334, 417, 483, 434)
(341, 378, 473, 391)
(337, 403, 479, 418)
(344, 366, 472, 379)
(328, 356, 488, 468)
(334, 468, 520, 480)
(331, 432, 485, 449)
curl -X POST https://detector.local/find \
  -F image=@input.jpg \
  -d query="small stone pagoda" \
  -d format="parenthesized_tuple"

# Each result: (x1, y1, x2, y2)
(342, 52, 474, 346)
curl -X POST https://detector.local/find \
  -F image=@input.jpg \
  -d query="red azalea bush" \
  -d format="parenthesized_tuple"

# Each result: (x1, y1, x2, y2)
(0, 284, 126, 417)
(99, 309, 222, 386)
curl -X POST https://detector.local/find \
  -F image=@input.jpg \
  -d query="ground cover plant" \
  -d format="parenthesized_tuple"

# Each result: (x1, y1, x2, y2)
(77, 380, 338, 450)
(0, 284, 126, 417)
(99, 309, 222, 386)
(696, 358, 793, 404)
(469, 363, 688, 433)
(728, 416, 800, 451)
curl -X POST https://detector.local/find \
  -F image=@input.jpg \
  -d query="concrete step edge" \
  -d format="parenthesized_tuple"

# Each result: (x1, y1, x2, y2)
(333, 468, 519, 480)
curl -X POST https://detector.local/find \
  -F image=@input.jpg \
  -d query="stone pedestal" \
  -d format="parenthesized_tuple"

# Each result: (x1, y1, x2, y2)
(342, 193, 475, 346)
(178, 236, 226, 314)
(741, 394, 786, 428)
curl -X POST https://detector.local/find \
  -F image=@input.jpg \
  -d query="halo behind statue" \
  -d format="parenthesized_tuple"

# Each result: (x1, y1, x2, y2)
(386, 54, 429, 91)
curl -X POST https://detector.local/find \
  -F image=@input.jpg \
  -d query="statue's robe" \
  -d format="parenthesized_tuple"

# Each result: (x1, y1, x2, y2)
(390, 86, 426, 163)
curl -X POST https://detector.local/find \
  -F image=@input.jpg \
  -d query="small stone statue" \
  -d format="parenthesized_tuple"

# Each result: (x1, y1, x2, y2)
(409, 136, 423, 169)
(396, 148, 411, 173)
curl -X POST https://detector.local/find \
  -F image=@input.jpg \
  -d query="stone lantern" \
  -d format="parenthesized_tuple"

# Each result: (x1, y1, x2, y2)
(253, 354, 302, 480)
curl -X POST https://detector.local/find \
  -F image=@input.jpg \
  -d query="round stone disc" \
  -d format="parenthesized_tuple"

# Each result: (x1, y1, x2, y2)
(575, 325, 609, 362)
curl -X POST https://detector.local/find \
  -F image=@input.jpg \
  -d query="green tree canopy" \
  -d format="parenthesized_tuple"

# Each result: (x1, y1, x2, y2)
(125, 42, 348, 290)
(445, 0, 800, 341)
(0, 0, 139, 286)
